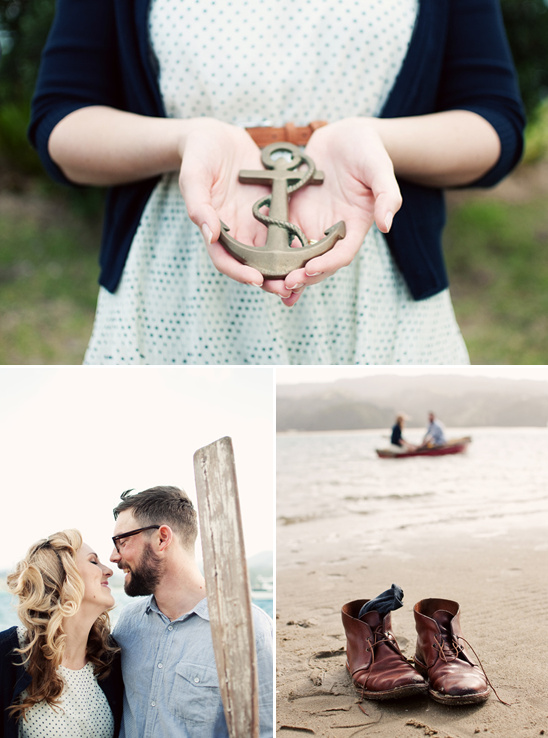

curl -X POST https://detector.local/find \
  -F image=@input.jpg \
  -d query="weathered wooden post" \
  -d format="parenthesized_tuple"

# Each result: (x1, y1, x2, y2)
(193, 436, 260, 738)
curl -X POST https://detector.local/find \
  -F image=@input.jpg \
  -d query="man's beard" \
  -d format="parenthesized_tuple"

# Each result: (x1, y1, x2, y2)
(122, 544, 164, 597)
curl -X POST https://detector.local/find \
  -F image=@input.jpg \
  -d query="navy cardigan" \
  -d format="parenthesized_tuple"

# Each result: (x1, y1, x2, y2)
(28, 0, 525, 300)
(0, 626, 123, 738)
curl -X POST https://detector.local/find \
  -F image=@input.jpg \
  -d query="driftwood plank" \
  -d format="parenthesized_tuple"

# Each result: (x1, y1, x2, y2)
(193, 436, 259, 738)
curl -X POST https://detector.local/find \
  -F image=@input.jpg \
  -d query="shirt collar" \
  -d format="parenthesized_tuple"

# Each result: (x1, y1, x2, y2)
(145, 594, 210, 622)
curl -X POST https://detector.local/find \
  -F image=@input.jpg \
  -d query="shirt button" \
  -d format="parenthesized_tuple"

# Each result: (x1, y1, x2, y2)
(151, 701, 156, 707)
(168, 625, 173, 631)
(158, 663, 163, 669)
(194, 677, 200, 683)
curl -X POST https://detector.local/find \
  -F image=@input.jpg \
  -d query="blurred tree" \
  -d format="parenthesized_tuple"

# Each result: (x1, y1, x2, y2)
(0, 0, 54, 101)
(0, 0, 55, 176)
(500, 0, 548, 120)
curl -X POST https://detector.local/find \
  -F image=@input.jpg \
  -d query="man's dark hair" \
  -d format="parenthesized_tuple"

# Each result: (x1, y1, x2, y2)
(113, 486, 198, 549)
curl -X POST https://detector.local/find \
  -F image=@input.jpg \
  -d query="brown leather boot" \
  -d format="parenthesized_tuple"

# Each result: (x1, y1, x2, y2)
(413, 598, 490, 705)
(341, 599, 427, 700)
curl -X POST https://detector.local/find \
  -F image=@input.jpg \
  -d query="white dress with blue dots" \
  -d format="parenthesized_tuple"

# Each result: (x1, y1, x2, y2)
(17, 630, 114, 738)
(84, 0, 470, 365)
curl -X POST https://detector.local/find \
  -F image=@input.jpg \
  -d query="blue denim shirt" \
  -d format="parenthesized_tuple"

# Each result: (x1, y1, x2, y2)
(113, 596, 273, 738)
(426, 420, 447, 446)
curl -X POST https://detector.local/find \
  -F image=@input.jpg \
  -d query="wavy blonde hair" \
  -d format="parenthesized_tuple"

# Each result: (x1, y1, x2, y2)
(6, 529, 119, 720)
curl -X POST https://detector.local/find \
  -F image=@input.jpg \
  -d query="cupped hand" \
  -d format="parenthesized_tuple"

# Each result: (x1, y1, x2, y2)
(278, 118, 403, 306)
(179, 119, 290, 296)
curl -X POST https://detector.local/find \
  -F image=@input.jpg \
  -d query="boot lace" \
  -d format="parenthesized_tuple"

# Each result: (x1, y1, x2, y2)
(354, 625, 407, 697)
(433, 630, 510, 706)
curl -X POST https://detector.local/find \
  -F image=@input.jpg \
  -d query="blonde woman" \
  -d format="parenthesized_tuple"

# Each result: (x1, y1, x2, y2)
(391, 414, 416, 452)
(0, 530, 123, 738)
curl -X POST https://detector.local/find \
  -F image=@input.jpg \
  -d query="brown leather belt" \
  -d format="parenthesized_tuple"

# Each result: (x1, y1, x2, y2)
(245, 120, 327, 148)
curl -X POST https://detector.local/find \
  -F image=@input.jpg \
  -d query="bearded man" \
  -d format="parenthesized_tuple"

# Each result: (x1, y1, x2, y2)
(110, 486, 273, 737)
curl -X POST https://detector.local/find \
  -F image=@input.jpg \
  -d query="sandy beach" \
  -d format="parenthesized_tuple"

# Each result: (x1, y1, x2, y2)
(276, 521, 548, 738)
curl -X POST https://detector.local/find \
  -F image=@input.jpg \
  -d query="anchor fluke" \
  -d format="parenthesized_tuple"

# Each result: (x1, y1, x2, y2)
(218, 142, 346, 279)
(220, 219, 346, 279)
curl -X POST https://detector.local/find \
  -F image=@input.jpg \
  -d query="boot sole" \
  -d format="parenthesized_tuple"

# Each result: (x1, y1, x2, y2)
(351, 681, 428, 701)
(427, 688, 490, 706)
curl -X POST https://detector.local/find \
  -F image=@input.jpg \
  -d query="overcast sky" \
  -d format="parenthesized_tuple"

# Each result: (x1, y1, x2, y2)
(276, 366, 548, 384)
(0, 367, 274, 571)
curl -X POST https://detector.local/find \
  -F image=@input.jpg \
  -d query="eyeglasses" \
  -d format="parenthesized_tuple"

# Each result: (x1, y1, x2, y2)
(112, 525, 161, 553)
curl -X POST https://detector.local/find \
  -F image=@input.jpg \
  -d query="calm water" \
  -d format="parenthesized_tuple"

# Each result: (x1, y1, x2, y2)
(277, 427, 548, 566)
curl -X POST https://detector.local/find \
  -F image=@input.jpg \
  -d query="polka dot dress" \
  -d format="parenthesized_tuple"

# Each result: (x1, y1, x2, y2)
(17, 631, 114, 738)
(84, 0, 469, 365)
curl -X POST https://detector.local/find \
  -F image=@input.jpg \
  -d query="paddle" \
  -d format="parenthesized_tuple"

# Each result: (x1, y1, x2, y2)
(193, 436, 259, 738)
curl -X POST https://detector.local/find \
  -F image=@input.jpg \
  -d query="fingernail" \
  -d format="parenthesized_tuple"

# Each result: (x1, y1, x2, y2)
(305, 271, 322, 277)
(247, 280, 263, 287)
(384, 212, 394, 231)
(290, 283, 304, 291)
(201, 223, 212, 246)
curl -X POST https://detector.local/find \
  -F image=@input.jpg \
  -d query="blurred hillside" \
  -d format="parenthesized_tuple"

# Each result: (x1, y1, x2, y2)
(277, 374, 548, 431)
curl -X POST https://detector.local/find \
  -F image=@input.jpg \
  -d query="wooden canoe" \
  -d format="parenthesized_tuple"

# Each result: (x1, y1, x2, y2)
(376, 436, 472, 459)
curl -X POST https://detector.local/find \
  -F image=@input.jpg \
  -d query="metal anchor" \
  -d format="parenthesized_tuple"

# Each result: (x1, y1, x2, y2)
(219, 142, 346, 279)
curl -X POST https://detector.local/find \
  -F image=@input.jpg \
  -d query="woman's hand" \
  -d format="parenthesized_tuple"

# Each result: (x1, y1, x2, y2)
(276, 118, 402, 306)
(180, 119, 295, 297)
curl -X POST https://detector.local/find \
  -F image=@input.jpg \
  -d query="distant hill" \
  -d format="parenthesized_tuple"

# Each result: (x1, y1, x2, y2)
(277, 375, 548, 431)
(248, 550, 273, 570)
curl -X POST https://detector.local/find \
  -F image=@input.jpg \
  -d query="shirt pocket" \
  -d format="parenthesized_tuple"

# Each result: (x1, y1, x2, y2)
(170, 660, 225, 726)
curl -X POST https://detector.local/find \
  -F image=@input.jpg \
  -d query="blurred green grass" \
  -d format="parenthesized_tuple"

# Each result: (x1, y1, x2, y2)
(0, 185, 100, 364)
(1, 161, 547, 365)
(445, 187, 548, 363)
